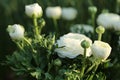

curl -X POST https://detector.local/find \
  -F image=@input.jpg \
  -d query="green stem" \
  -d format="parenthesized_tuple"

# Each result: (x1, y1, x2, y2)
(85, 63, 96, 74)
(53, 19, 58, 33)
(92, 14, 95, 33)
(88, 0, 93, 6)
(98, 33, 102, 41)
(33, 17, 39, 37)
(88, 63, 99, 80)
(116, 0, 120, 13)
(16, 42, 25, 52)
(24, 38, 36, 53)
(80, 48, 87, 79)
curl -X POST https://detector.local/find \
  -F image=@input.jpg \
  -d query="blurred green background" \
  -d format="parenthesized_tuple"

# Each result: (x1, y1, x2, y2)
(0, 0, 120, 80)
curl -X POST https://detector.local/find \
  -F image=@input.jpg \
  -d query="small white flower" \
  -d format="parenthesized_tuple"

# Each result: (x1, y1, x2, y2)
(25, 3, 43, 18)
(55, 33, 92, 59)
(7, 24, 24, 40)
(62, 7, 78, 20)
(97, 13, 120, 29)
(70, 24, 94, 33)
(91, 41, 112, 61)
(46, 6, 62, 19)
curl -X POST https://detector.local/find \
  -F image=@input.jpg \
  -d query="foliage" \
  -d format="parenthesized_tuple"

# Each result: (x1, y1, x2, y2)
(0, 0, 120, 80)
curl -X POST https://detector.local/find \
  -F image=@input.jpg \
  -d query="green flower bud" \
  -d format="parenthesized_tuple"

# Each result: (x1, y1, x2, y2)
(88, 6, 97, 14)
(96, 26, 105, 34)
(81, 40, 90, 48)
(54, 58, 62, 66)
(38, 18, 46, 27)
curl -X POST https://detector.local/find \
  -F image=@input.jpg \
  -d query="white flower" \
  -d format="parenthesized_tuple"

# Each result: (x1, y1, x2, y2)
(25, 3, 43, 18)
(55, 33, 92, 58)
(46, 6, 62, 19)
(7, 24, 24, 40)
(97, 13, 120, 29)
(70, 24, 94, 33)
(91, 41, 112, 61)
(62, 7, 78, 20)
(112, 20, 120, 31)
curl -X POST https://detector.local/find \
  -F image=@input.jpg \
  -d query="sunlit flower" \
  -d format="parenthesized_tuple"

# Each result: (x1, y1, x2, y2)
(97, 13, 120, 29)
(91, 41, 112, 61)
(55, 33, 92, 58)
(70, 24, 94, 33)
(62, 7, 78, 20)
(25, 3, 43, 18)
(46, 6, 62, 19)
(7, 24, 24, 40)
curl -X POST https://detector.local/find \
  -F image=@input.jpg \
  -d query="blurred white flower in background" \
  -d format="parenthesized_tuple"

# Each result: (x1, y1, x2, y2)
(112, 20, 120, 31)
(62, 7, 78, 20)
(7, 24, 25, 40)
(25, 3, 43, 18)
(55, 33, 92, 58)
(118, 36, 120, 45)
(46, 6, 62, 19)
(70, 24, 94, 33)
(91, 41, 112, 61)
(97, 13, 120, 29)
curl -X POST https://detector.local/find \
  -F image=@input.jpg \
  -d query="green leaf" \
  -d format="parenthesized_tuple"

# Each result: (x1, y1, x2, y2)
(30, 68, 42, 79)
(45, 73, 53, 80)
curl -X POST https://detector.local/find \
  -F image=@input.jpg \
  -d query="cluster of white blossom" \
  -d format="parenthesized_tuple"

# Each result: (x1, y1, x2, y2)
(7, 3, 112, 62)
(55, 33, 111, 61)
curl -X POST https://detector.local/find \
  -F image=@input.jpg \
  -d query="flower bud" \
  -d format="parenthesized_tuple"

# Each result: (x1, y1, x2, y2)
(25, 3, 43, 18)
(7, 24, 24, 40)
(46, 6, 62, 19)
(91, 41, 112, 61)
(96, 26, 105, 34)
(81, 40, 90, 48)
(38, 18, 46, 27)
(88, 6, 97, 14)
(54, 58, 62, 66)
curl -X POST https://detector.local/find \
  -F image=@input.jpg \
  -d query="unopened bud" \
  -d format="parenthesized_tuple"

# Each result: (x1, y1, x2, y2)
(38, 18, 46, 27)
(88, 6, 97, 14)
(96, 26, 105, 34)
(81, 40, 90, 48)
(54, 58, 62, 66)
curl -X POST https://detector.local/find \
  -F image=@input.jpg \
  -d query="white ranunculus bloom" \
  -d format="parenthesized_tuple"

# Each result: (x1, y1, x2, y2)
(7, 24, 24, 40)
(62, 7, 78, 20)
(55, 33, 92, 58)
(70, 24, 93, 33)
(46, 6, 62, 19)
(112, 20, 120, 31)
(25, 3, 43, 18)
(91, 41, 112, 61)
(97, 13, 120, 29)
